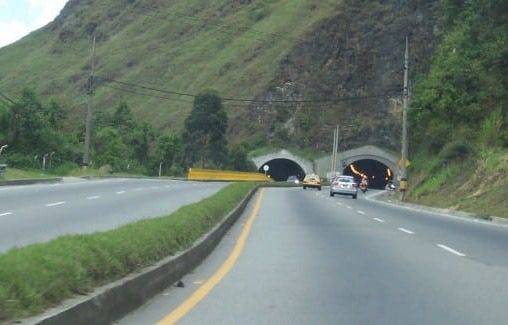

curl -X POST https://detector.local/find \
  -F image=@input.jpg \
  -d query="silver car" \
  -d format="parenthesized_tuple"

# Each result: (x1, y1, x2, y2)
(330, 175, 358, 199)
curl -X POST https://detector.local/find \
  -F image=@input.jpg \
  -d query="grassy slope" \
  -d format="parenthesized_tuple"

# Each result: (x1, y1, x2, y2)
(408, 149, 508, 218)
(407, 1, 508, 218)
(0, 0, 337, 131)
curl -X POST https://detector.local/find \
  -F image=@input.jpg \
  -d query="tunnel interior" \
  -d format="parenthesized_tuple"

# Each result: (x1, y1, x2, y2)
(342, 159, 394, 189)
(258, 158, 306, 182)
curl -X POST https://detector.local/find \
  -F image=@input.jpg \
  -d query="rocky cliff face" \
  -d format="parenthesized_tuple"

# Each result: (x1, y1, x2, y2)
(232, 0, 441, 154)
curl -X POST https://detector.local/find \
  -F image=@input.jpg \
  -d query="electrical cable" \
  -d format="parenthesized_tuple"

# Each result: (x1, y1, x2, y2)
(98, 76, 402, 105)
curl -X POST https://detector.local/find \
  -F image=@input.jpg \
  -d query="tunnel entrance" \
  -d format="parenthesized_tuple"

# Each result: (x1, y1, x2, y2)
(258, 158, 306, 182)
(342, 159, 394, 189)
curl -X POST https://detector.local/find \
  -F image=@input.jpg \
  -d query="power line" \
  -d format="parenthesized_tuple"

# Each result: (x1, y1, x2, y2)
(98, 76, 401, 105)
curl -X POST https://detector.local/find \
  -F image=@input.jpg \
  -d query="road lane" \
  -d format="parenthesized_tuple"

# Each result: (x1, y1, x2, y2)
(337, 189, 508, 266)
(118, 187, 508, 324)
(0, 178, 228, 252)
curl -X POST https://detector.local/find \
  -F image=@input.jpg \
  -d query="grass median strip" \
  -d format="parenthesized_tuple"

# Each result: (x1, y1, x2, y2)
(0, 182, 257, 322)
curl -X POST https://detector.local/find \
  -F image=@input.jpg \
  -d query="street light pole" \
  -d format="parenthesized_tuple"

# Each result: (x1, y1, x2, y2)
(330, 125, 339, 179)
(400, 36, 410, 200)
(82, 31, 96, 173)
(49, 152, 55, 170)
(0, 144, 7, 156)
(43, 153, 49, 171)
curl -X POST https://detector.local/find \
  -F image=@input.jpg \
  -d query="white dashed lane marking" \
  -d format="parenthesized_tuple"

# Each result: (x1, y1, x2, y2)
(357, 210, 366, 215)
(87, 196, 101, 200)
(0, 212, 13, 217)
(373, 218, 385, 223)
(116, 191, 126, 195)
(46, 202, 65, 207)
(437, 244, 466, 257)
(398, 227, 415, 235)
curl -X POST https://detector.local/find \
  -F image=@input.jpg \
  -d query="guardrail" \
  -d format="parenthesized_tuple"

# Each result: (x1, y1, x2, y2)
(187, 168, 271, 182)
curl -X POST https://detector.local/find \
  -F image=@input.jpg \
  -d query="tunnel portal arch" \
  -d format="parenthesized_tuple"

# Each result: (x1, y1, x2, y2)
(252, 150, 314, 182)
(335, 146, 398, 189)
(342, 159, 395, 189)
(257, 158, 306, 182)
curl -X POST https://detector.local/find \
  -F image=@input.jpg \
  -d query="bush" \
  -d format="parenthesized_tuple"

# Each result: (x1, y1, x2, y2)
(3, 153, 37, 169)
(438, 139, 473, 164)
(51, 161, 80, 176)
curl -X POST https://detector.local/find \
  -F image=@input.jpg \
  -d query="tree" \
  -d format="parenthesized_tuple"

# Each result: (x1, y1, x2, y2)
(6, 89, 69, 157)
(93, 127, 130, 171)
(127, 122, 156, 166)
(182, 90, 228, 168)
(156, 132, 181, 175)
(112, 102, 135, 132)
(229, 145, 256, 171)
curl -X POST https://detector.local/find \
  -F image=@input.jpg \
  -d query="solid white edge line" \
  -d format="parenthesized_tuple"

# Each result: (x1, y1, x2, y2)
(437, 244, 466, 257)
(398, 227, 414, 234)
(0, 212, 13, 217)
(373, 218, 385, 223)
(364, 190, 508, 229)
(46, 201, 65, 207)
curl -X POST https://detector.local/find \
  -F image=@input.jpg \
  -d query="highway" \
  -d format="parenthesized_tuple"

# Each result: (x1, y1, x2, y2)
(0, 178, 228, 253)
(118, 187, 508, 325)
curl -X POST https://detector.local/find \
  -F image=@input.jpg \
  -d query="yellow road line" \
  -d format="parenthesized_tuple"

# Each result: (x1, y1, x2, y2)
(157, 189, 265, 325)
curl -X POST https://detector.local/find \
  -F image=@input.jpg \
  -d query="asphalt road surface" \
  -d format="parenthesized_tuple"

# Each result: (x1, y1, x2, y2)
(0, 178, 228, 253)
(118, 187, 508, 325)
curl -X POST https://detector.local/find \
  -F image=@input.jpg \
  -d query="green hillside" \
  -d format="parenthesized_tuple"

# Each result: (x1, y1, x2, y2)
(408, 0, 508, 217)
(0, 0, 337, 131)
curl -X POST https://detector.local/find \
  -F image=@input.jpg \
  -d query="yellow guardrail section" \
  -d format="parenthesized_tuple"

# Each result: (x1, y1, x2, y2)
(187, 168, 272, 182)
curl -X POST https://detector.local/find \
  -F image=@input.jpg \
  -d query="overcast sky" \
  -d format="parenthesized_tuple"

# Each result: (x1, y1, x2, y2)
(0, 0, 69, 48)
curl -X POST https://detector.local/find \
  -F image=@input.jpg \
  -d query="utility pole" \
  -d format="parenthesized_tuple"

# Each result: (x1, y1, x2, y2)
(82, 31, 96, 173)
(330, 125, 339, 179)
(399, 36, 410, 200)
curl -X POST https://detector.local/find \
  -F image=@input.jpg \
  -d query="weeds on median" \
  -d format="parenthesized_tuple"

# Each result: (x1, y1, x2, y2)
(0, 182, 257, 322)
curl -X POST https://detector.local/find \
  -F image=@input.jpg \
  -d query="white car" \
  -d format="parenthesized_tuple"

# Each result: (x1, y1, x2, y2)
(330, 175, 358, 199)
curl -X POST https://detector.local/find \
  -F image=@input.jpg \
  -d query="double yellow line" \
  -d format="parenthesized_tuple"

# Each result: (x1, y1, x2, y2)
(158, 189, 265, 324)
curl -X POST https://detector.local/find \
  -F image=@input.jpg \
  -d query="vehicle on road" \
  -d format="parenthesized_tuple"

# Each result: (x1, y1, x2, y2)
(330, 175, 358, 199)
(302, 173, 321, 190)
(286, 175, 300, 184)
(360, 176, 368, 193)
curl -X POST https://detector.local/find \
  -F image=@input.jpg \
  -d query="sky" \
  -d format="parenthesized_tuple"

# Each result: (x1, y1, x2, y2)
(0, 0, 69, 48)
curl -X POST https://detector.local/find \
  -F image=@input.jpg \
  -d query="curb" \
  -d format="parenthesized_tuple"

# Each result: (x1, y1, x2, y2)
(368, 190, 508, 226)
(0, 178, 62, 186)
(21, 186, 259, 325)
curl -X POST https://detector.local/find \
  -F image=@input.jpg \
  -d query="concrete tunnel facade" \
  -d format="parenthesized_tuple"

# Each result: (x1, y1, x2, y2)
(252, 146, 399, 187)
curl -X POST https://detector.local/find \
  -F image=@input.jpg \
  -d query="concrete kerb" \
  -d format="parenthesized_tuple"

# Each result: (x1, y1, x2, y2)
(0, 178, 62, 186)
(21, 186, 260, 325)
(367, 190, 508, 227)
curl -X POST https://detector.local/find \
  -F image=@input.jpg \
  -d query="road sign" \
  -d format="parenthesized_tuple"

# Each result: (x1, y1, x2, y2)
(263, 165, 269, 172)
